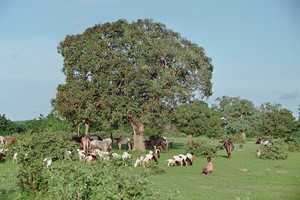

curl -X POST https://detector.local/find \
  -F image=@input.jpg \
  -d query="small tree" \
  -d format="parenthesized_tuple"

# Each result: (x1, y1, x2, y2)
(259, 102, 296, 137)
(213, 96, 260, 137)
(174, 101, 223, 137)
(52, 19, 213, 151)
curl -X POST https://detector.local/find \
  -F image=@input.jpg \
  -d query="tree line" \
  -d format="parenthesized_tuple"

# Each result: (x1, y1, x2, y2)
(1, 98, 299, 138)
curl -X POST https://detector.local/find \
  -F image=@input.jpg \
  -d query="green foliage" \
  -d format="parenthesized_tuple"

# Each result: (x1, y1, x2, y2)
(285, 137, 300, 152)
(16, 131, 77, 196)
(173, 101, 224, 137)
(0, 114, 25, 135)
(44, 161, 156, 200)
(52, 19, 213, 144)
(214, 96, 261, 135)
(185, 137, 220, 157)
(23, 114, 74, 133)
(259, 144, 288, 160)
(259, 103, 297, 137)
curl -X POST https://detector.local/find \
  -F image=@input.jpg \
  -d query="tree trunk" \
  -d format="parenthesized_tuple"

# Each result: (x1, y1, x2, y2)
(241, 132, 246, 142)
(130, 121, 146, 151)
(83, 118, 90, 136)
(84, 123, 90, 136)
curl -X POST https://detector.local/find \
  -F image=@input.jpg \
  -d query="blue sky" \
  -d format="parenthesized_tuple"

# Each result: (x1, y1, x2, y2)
(0, 0, 299, 121)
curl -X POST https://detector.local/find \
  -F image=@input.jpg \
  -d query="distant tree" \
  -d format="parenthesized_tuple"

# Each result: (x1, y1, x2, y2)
(213, 96, 260, 136)
(24, 114, 73, 133)
(173, 101, 223, 137)
(0, 114, 24, 135)
(259, 103, 296, 137)
(52, 19, 213, 151)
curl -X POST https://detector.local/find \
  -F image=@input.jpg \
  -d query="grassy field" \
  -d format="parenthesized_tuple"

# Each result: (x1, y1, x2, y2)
(1, 137, 300, 200)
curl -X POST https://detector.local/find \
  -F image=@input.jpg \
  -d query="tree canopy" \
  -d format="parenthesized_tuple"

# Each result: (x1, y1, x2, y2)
(213, 96, 260, 136)
(173, 101, 223, 138)
(52, 19, 213, 150)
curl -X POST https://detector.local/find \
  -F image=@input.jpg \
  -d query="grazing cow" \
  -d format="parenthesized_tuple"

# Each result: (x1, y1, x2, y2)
(187, 140, 199, 148)
(256, 138, 272, 146)
(144, 137, 167, 152)
(113, 137, 132, 151)
(221, 139, 234, 158)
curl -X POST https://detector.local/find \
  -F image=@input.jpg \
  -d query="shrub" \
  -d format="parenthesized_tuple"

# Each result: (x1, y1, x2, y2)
(43, 161, 157, 200)
(16, 132, 77, 196)
(284, 137, 300, 152)
(185, 138, 220, 157)
(259, 144, 288, 160)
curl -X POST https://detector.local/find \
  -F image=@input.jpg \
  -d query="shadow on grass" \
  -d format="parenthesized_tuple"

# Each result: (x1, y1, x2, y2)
(0, 189, 18, 199)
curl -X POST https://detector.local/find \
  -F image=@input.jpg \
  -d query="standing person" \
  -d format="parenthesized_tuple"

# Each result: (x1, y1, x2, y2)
(202, 156, 213, 175)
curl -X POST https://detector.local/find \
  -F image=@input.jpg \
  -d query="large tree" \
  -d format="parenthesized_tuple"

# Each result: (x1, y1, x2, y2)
(52, 19, 213, 151)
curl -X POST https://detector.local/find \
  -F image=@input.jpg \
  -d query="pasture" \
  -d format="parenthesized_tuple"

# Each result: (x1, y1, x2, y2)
(1, 137, 300, 200)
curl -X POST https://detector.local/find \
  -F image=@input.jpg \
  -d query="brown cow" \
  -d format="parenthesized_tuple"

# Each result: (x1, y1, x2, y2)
(221, 139, 234, 158)
(4, 136, 17, 145)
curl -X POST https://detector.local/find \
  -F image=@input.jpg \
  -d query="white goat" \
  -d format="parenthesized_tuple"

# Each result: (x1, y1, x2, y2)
(77, 149, 86, 162)
(13, 152, 18, 163)
(122, 152, 132, 159)
(256, 149, 262, 157)
(65, 150, 72, 159)
(43, 158, 52, 169)
(112, 152, 121, 159)
(134, 156, 145, 167)
(0, 136, 4, 146)
(166, 158, 176, 166)
(93, 149, 110, 161)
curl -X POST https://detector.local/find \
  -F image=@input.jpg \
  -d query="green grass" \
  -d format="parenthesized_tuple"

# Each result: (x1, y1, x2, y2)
(1, 138, 300, 200)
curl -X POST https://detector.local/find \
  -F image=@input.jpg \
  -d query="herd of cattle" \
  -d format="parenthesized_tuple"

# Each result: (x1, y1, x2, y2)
(0, 134, 273, 168)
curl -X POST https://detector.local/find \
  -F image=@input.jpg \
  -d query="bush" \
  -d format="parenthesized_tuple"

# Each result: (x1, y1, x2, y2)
(16, 131, 77, 196)
(185, 138, 220, 157)
(43, 161, 157, 200)
(259, 144, 288, 160)
(284, 137, 300, 152)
